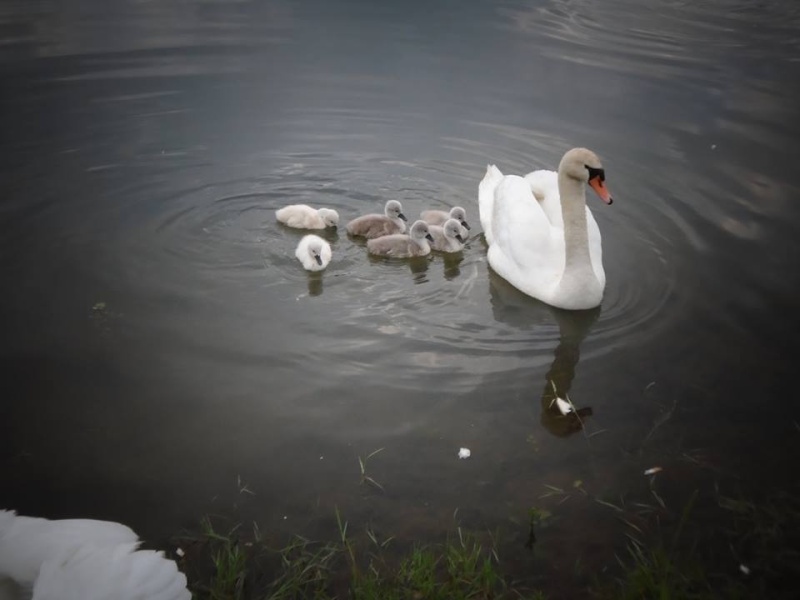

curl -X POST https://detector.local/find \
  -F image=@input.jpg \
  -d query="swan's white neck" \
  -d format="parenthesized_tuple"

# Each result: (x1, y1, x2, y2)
(559, 174, 590, 265)
(557, 172, 599, 300)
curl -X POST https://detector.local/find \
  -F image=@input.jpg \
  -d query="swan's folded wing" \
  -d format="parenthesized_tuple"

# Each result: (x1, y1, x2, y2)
(524, 170, 562, 228)
(492, 175, 559, 276)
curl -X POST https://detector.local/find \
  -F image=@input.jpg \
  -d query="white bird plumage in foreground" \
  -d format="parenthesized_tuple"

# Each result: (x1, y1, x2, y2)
(295, 234, 332, 271)
(0, 509, 190, 600)
(479, 147, 613, 310)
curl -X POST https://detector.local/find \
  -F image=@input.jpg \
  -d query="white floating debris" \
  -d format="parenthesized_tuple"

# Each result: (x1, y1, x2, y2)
(175, 548, 185, 558)
(458, 447, 471, 459)
(711, 144, 717, 150)
(554, 396, 573, 415)
(740, 564, 750, 575)
(549, 382, 575, 415)
(644, 466, 663, 476)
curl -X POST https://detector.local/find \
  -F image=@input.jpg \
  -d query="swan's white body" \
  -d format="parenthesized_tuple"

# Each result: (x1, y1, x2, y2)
(295, 234, 332, 271)
(479, 148, 612, 310)
(428, 218, 466, 253)
(275, 204, 339, 229)
(420, 206, 471, 233)
(366, 220, 433, 258)
(346, 200, 407, 239)
(0, 510, 190, 600)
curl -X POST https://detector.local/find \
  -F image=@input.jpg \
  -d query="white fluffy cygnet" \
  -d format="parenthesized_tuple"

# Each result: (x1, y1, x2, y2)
(295, 234, 332, 271)
(345, 200, 407, 239)
(420, 206, 471, 233)
(276, 204, 339, 229)
(366, 220, 434, 258)
(428, 218, 466, 253)
(0, 509, 190, 600)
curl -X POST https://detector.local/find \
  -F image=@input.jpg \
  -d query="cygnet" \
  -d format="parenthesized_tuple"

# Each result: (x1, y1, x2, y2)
(295, 234, 332, 271)
(428, 218, 466, 253)
(276, 204, 339, 229)
(366, 220, 434, 258)
(345, 200, 407, 239)
(420, 205, 470, 232)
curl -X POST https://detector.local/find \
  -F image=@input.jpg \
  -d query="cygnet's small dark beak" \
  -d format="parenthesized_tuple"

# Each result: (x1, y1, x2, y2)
(456, 234, 464, 243)
(315, 255, 323, 265)
(399, 212, 408, 221)
(462, 221, 471, 230)
(426, 233, 434, 242)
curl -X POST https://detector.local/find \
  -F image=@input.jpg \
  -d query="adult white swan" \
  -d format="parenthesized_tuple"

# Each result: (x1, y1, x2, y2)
(479, 148, 613, 310)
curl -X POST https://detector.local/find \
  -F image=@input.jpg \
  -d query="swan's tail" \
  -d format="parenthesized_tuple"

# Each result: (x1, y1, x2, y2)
(479, 164, 504, 245)
(481, 164, 503, 185)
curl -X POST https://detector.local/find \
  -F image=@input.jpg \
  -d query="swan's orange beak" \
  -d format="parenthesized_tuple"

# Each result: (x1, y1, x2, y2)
(589, 177, 613, 205)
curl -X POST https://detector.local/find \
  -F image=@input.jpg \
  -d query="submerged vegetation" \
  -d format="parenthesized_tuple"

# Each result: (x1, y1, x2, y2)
(170, 480, 800, 600)
(176, 511, 538, 600)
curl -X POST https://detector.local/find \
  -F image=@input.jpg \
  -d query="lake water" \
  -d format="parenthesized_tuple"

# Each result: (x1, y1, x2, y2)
(2, 0, 799, 595)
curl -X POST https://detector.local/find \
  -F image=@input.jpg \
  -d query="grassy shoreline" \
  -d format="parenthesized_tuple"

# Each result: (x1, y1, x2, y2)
(167, 482, 799, 600)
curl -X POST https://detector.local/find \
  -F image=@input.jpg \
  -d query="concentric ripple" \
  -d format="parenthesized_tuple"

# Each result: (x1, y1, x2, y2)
(90, 104, 693, 397)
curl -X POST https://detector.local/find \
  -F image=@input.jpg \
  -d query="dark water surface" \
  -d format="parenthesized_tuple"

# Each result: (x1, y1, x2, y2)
(2, 0, 800, 594)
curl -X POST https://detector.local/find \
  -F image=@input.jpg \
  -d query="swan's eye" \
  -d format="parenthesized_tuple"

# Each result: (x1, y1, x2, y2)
(585, 165, 605, 181)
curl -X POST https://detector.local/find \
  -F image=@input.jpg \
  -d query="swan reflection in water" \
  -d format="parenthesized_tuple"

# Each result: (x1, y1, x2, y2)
(538, 305, 598, 437)
(441, 252, 464, 280)
(488, 269, 600, 437)
(306, 271, 324, 296)
(365, 252, 433, 285)
(365, 252, 470, 285)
